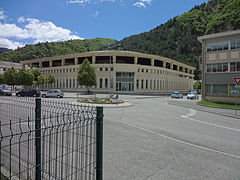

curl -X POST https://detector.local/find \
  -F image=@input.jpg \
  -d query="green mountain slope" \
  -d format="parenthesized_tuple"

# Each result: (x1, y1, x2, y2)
(0, 0, 239, 78)
(0, 38, 116, 62)
(117, 0, 240, 72)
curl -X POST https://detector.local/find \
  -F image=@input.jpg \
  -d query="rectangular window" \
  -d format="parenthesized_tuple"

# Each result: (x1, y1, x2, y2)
(237, 62, 240, 72)
(207, 64, 212, 72)
(223, 63, 228, 72)
(141, 80, 144, 89)
(105, 78, 108, 89)
(136, 80, 139, 89)
(212, 64, 217, 72)
(146, 80, 148, 89)
(100, 79, 102, 88)
(217, 63, 223, 72)
(230, 62, 236, 72)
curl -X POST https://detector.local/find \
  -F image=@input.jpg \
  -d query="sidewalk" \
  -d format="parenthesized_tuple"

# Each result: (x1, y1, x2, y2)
(168, 100, 240, 119)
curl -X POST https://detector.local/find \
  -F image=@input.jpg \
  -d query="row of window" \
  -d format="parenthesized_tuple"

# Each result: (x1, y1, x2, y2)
(206, 39, 240, 52)
(138, 68, 193, 75)
(207, 62, 240, 73)
(136, 79, 188, 91)
(206, 85, 240, 96)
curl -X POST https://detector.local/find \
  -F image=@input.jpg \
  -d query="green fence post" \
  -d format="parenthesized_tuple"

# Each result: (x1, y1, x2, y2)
(96, 106, 103, 180)
(35, 98, 41, 180)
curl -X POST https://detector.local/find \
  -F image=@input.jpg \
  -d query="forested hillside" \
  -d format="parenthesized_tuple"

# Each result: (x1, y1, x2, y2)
(0, 38, 116, 62)
(116, 0, 240, 73)
(0, 0, 239, 78)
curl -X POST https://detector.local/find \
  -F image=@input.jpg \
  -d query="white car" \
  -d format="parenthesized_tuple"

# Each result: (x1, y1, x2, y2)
(187, 91, 199, 100)
(42, 89, 64, 98)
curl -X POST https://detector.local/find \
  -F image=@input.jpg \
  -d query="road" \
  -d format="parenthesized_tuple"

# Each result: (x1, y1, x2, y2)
(1, 95, 240, 180)
(103, 96, 240, 180)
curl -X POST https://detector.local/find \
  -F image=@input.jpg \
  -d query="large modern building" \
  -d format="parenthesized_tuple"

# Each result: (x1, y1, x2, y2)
(198, 30, 240, 104)
(21, 51, 195, 94)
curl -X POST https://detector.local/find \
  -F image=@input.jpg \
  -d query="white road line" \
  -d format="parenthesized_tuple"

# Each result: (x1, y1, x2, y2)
(107, 119, 240, 160)
(181, 109, 240, 133)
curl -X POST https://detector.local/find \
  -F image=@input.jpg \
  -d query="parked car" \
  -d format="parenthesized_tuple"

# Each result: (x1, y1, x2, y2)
(187, 91, 199, 100)
(171, 92, 183, 98)
(0, 85, 12, 96)
(42, 89, 64, 98)
(16, 88, 41, 97)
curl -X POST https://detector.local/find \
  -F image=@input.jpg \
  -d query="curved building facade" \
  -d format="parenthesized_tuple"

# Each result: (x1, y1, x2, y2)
(21, 51, 195, 94)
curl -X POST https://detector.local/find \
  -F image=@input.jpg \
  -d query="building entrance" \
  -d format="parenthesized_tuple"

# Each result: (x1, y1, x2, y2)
(116, 72, 134, 92)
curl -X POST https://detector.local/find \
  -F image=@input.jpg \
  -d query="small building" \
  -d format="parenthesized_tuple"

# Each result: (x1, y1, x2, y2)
(21, 50, 195, 94)
(0, 61, 23, 74)
(198, 30, 240, 104)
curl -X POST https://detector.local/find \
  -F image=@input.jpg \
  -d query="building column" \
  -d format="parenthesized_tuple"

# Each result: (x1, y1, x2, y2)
(163, 61, 166, 69)
(74, 57, 78, 65)
(170, 63, 173, 70)
(49, 60, 52, 67)
(92, 56, 96, 64)
(151, 58, 154, 66)
(39, 62, 42, 68)
(62, 59, 65, 66)
(112, 55, 116, 64)
(134, 57, 138, 64)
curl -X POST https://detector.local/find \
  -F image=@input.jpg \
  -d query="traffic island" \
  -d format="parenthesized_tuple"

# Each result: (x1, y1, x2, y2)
(78, 97, 124, 104)
(73, 97, 132, 108)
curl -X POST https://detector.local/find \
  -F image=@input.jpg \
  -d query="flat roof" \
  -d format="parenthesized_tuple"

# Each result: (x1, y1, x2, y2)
(198, 30, 240, 42)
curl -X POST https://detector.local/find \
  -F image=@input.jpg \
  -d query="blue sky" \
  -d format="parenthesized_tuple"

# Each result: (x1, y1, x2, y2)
(0, 0, 208, 49)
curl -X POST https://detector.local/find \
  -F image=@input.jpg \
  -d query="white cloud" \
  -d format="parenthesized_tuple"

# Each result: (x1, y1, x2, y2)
(92, 10, 100, 18)
(68, 0, 91, 5)
(133, 2, 146, 8)
(133, 0, 152, 8)
(0, 10, 7, 20)
(0, 38, 24, 49)
(0, 18, 82, 49)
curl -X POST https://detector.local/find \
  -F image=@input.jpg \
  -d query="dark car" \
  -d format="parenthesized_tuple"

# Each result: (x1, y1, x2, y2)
(16, 88, 41, 97)
(0, 85, 12, 96)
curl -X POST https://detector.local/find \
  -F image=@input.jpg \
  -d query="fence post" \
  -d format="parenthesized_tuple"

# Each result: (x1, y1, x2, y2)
(35, 98, 42, 180)
(96, 106, 103, 180)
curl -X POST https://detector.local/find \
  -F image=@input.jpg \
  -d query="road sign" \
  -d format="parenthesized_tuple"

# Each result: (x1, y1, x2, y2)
(233, 77, 240, 85)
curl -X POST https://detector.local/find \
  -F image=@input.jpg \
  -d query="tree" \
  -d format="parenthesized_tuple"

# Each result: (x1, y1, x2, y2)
(47, 75, 55, 88)
(0, 74, 4, 84)
(31, 69, 42, 87)
(17, 69, 34, 87)
(3, 67, 18, 90)
(77, 59, 96, 94)
(37, 75, 47, 90)
(193, 80, 201, 90)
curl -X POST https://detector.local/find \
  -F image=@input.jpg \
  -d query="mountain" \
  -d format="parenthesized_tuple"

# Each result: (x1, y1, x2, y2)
(114, 0, 240, 78)
(0, 38, 116, 62)
(0, 0, 239, 79)
(0, 48, 11, 53)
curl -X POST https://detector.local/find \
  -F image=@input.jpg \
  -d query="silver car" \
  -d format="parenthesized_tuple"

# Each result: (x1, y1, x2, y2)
(42, 90, 64, 98)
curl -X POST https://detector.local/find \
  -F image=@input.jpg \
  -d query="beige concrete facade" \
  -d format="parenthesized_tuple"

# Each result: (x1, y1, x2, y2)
(198, 30, 240, 104)
(21, 50, 195, 94)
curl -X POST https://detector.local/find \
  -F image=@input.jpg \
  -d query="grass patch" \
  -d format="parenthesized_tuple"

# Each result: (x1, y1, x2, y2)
(197, 101, 240, 110)
(78, 97, 124, 104)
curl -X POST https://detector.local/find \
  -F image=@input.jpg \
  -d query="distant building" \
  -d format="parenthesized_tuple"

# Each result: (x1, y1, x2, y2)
(21, 50, 195, 94)
(0, 61, 23, 74)
(198, 30, 240, 104)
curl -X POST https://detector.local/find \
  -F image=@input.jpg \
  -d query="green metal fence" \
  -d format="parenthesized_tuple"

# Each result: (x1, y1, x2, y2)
(0, 96, 103, 180)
